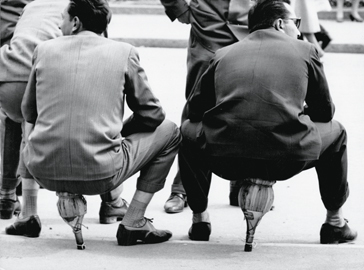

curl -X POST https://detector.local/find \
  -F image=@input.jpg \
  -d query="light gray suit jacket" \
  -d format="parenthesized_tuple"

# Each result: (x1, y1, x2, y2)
(0, 0, 67, 82)
(22, 32, 165, 181)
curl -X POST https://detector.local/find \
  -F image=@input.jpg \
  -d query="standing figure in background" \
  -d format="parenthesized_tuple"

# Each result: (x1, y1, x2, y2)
(292, 0, 325, 57)
(0, 0, 67, 222)
(336, 0, 363, 22)
(0, 0, 34, 197)
(160, 0, 253, 213)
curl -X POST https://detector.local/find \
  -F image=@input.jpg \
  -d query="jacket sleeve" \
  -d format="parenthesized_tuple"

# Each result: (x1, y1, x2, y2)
(159, 0, 189, 21)
(21, 46, 38, 124)
(304, 45, 335, 122)
(122, 46, 165, 137)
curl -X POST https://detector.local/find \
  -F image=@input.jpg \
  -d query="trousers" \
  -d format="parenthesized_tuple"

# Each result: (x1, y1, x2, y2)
(23, 119, 181, 196)
(179, 119, 349, 213)
(0, 82, 28, 194)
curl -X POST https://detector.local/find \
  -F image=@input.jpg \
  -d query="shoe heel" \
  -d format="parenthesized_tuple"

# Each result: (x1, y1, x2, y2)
(0, 200, 16, 219)
(100, 216, 117, 224)
(117, 224, 140, 246)
(320, 231, 338, 244)
(0, 210, 14, 219)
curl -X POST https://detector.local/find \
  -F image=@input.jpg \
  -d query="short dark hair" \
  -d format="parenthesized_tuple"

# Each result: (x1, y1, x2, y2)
(68, 0, 111, 34)
(248, 0, 291, 33)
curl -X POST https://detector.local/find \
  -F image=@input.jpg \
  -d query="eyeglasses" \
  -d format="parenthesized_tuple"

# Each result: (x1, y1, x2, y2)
(286, 17, 301, 28)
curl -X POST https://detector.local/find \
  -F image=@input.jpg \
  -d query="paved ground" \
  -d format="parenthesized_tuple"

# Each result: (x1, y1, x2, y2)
(1, 2, 364, 270)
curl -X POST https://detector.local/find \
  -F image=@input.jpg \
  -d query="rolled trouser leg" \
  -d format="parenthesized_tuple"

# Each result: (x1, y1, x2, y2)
(238, 178, 275, 252)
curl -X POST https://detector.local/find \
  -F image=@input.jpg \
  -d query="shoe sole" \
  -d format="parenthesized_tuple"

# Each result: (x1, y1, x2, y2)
(320, 236, 357, 244)
(189, 234, 210, 241)
(99, 216, 124, 224)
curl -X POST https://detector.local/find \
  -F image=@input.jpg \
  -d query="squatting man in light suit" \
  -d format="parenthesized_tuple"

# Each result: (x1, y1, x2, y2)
(1, 0, 128, 234)
(179, 0, 357, 245)
(6, 0, 181, 246)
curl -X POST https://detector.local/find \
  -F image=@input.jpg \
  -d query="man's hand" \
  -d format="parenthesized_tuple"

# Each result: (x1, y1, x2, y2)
(177, 10, 190, 24)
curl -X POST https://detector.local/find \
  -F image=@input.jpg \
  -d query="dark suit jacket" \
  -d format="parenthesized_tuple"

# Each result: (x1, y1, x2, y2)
(22, 32, 165, 181)
(186, 28, 334, 161)
(160, 0, 251, 98)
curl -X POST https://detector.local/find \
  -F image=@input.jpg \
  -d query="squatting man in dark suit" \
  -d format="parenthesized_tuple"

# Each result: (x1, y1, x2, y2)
(180, 0, 357, 244)
(5, 0, 181, 246)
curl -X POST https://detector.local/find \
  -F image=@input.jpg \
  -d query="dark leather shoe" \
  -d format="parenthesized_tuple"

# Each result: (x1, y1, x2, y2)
(99, 198, 128, 224)
(320, 220, 357, 244)
(5, 215, 41, 237)
(117, 218, 172, 246)
(188, 222, 211, 241)
(0, 197, 21, 219)
(164, 193, 187, 213)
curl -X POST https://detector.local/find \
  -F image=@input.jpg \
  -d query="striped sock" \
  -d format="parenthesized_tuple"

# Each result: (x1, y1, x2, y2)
(120, 198, 147, 227)
(19, 178, 39, 219)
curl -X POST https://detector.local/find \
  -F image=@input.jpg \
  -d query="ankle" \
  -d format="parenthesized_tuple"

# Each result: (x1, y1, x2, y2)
(107, 197, 125, 207)
(325, 209, 345, 227)
(192, 210, 210, 224)
(121, 217, 145, 227)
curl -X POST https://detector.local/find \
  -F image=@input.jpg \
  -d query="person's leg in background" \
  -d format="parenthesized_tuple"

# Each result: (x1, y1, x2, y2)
(164, 170, 187, 213)
(349, 0, 363, 22)
(0, 82, 27, 219)
(336, 0, 363, 22)
(4, 119, 41, 237)
(99, 184, 128, 224)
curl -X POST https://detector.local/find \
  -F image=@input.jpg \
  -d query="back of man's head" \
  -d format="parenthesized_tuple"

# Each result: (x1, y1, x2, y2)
(248, 0, 290, 33)
(67, 0, 111, 34)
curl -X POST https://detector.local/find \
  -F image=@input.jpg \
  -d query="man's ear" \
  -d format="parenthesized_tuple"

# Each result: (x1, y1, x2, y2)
(273, 18, 284, 31)
(71, 16, 82, 34)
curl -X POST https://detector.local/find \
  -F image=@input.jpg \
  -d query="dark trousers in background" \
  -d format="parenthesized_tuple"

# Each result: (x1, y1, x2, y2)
(0, 110, 22, 193)
(0, 81, 28, 195)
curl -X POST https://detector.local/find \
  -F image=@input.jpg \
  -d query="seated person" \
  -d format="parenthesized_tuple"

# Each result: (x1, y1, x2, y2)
(7, 0, 181, 246)
(178, 0, 357, 245)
